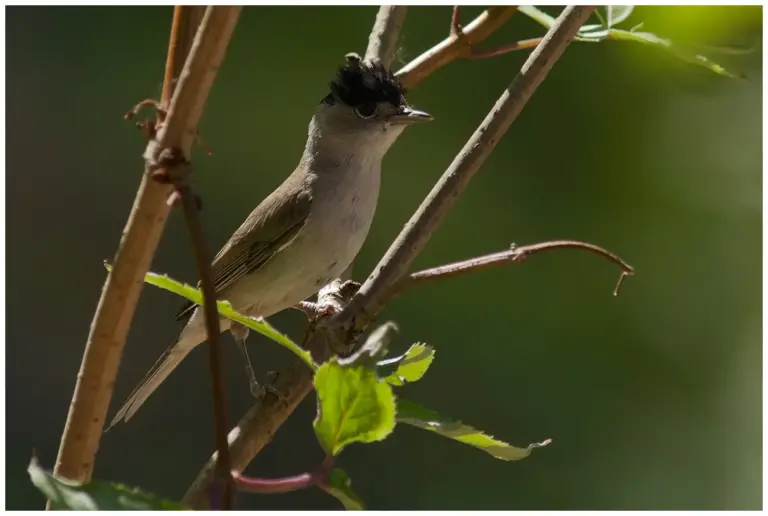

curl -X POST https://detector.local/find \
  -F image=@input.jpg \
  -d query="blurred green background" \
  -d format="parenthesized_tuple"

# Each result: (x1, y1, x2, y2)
(6, 5, 762, 510)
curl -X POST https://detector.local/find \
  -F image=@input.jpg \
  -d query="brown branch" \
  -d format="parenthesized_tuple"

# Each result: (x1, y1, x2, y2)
(184, 6, 599, 508)
(390, 240, 635, 300)
(450, 6, 462, 36)
(338, 6, 598, 330)
(150, 146, 235, 508)
(470, 37, 543, 59)
(182, 184, 234, 508)
(395, 6, 518, 89)
(48, 5, 239, 505)
(364, 6, 408, 67)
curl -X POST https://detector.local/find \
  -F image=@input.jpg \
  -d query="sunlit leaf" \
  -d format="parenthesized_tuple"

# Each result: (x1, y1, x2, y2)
(103, 263, 316, 370)
(313, 360, 396, 456)
(28, 457, 186, 510)
(396, 398, 550, 461)
(606, 5, 634, 28)
(607, 28, 745, 79)
(319, 468, 365, 510)
(518, 5, 743, 79)
(379, 343, 435, 387)
(518, 5, 556, 28)
(338, 322, 398, 369)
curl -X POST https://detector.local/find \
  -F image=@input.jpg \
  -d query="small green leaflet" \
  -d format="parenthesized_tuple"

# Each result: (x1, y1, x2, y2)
(517, 5, 743, 79)
(313, 360, 396, 456)
(396, 398, 551, 461)
(379, 343, 435, 387)
(319, 468, 365, 510)
(604, 28, 745, 80)
(28, 457, 186, 510)
(580, 6, 635, 35)
(338, 322, 397, 369)
(103, 263, 316, 371)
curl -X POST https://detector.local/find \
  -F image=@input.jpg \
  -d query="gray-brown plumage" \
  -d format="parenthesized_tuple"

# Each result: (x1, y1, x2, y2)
(108, 55, 432, 429)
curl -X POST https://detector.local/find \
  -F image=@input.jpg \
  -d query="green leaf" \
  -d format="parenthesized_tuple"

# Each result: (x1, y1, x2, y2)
(606, 29, 745, 79)
(319, 468, 365, 510)
(518, 5, 556, 28)
(338, 322, 398, 369)
(103, 263, 316, 371)
(396, 398, 550, 461)
(605, 5, 634, 28)
(518, 6, 742, 79)
(313, 360, 396, 456)
(379, 343, 435, 387)
(28, 457, 186, 510)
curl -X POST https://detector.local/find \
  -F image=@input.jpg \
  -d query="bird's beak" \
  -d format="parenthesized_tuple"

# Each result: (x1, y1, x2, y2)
(389, 107, 434, 125)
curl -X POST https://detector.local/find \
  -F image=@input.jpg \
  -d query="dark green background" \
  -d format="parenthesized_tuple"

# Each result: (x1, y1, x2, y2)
(6, 6, 762, 510)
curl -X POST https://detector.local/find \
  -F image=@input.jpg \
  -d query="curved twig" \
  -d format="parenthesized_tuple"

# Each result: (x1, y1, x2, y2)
(390, 240, 634, 300)
(395, 6, 518, 89)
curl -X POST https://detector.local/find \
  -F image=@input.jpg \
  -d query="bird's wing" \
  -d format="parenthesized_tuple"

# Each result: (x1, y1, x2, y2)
(175, 171, 312, 322)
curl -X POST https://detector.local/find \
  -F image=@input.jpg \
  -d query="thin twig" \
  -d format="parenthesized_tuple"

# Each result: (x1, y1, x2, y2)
(395, 6, 518, 89)
(364, 6, 408, 67)
(450, 6, 461, 36)
(180, 188, 233, 509)
(338, 6, 598, 330)
(47, 7, 210, 501)
(390, 240, 634, 300)
(151, 144, 235, 509)
(470, 37, 544, 59)
(161, 7, 184, 109)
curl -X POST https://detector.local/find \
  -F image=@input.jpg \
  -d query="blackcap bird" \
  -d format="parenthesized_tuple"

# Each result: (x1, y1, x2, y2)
(108, 54, 432, 428)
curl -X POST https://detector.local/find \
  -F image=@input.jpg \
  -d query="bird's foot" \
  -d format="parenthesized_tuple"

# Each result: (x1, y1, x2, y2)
(257, 371, 285, 402)
(249, 378, 265, 398)
(338, 279, 362, 296)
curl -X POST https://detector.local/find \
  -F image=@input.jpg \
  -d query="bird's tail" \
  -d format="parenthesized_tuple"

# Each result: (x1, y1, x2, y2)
(106, 329, 201, 431)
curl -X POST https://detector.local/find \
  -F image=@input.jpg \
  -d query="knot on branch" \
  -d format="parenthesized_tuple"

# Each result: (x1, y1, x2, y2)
(145, 143, 202, 210)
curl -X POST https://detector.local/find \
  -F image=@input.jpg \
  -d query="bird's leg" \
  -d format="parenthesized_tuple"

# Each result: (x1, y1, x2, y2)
(230, 322, 263, 398)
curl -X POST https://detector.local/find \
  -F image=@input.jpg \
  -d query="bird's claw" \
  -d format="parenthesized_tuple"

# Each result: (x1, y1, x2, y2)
(249, 379, 265, 398)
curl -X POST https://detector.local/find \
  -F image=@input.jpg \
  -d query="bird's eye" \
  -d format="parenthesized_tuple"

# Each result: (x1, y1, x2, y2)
(355, 102, 377, 119)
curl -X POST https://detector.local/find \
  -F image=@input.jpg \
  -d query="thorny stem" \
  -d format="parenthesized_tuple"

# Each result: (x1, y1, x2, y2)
(390, 240, 634, 301)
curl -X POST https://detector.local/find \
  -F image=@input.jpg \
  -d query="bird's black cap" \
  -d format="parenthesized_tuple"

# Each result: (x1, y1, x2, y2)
(322, 53, 405, 108)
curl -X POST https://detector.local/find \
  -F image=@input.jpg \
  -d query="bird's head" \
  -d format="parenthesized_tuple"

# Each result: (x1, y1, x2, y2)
(312, 53, 432, 155)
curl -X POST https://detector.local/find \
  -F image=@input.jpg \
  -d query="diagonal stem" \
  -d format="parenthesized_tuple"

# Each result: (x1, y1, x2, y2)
(47, 7, 207, 501)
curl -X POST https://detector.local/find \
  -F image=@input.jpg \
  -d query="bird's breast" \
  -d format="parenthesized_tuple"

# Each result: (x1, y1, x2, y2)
(223, 161, 382, 319)
(303, 161, 381, 275)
